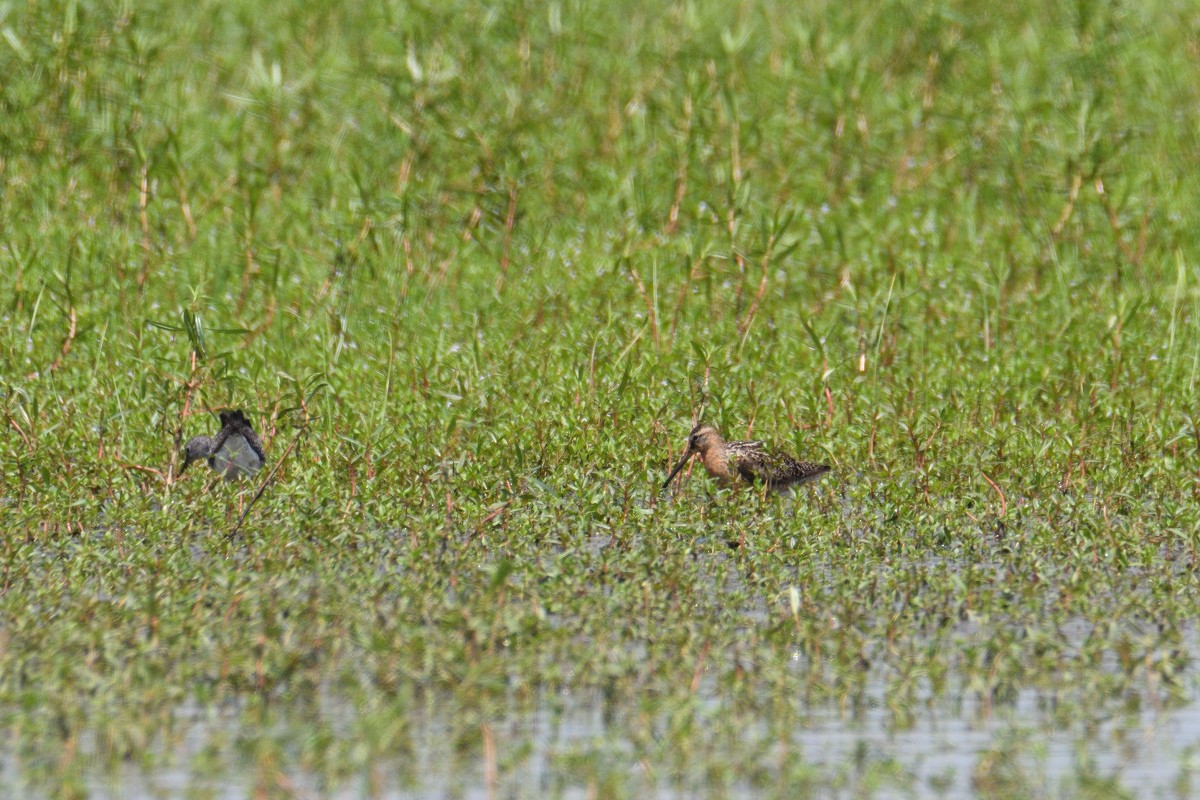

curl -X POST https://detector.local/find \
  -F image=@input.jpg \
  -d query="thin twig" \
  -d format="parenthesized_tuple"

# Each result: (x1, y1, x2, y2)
(738, 234, 776, 337)
(8, 418, 32, 450)
(690, 639, 711, 693)
(482, 723, 498, 800)
(120, 462, 167, 483)
(1094, 178, 1142, 266)
(475, 502, 511, 537)
(495, 184, 519, 294)
(137, 160, 152, 287)
(628, 263, 659, 346)
(665, 93, 694, 235)
(1050, 172, 1082, 237)
(668, 254, 705, 343)
(169, 351, 202, 485)
(49, 306, 76, 373)
(981, 470, 1007, 518)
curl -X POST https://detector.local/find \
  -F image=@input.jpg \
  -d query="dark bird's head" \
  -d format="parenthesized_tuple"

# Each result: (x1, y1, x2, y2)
(662, 423, 724, 489)
(180, 435, 216, 474)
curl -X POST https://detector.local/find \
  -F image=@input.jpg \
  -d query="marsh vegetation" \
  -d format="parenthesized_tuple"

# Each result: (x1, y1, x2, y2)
(2, 0, 1200, 797)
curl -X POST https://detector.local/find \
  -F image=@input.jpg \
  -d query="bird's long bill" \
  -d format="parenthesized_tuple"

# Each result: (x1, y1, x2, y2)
(662, 450, 695, 489)
(178, 456, 192, 475)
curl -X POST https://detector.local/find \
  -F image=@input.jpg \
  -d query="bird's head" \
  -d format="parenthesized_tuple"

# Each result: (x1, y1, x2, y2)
(663, 423, 723, 489)
(686, 423, 722, 455)
(180, 435, 215, 474)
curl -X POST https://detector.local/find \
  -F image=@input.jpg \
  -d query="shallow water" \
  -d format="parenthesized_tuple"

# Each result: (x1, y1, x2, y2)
(5, 508, 1194, 798)
(5, 671, 1198, 799)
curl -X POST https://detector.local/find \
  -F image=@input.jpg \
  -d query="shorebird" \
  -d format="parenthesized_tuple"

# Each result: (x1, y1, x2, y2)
(663, 423, 830, 493)
(181, 410, 266, 480)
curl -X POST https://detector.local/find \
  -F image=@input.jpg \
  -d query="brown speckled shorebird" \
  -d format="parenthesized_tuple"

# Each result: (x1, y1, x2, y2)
(663, 423, 830, 493)
(181, 410, 266, 480)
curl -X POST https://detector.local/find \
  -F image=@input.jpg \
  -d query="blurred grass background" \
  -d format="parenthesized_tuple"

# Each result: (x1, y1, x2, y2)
(2, 0, 1200, 796)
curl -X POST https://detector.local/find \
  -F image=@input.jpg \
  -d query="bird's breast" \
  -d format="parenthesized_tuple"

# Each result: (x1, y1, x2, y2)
(699, 449, 737, 483)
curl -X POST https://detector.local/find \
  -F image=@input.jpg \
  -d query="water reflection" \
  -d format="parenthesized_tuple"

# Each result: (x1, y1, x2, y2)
(4, 677, 1198, 799)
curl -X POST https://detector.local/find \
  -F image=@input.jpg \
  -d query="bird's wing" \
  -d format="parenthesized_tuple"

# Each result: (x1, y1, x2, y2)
(727, 441, 769, 481)
(735, 460, 760, 483)
(237, 424, 267, 465)
(773, 454, 831, 486)
(208, 424, 236, 457)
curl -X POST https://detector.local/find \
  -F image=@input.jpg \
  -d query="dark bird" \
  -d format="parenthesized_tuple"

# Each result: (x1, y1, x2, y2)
(663, 423, 830, 493)
(181, 410, 266, 480)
